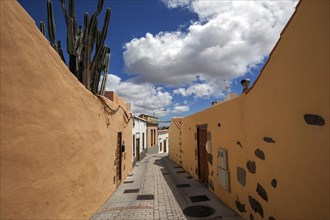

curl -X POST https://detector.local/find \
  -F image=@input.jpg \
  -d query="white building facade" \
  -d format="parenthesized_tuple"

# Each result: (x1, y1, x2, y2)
(132, 115, 147, 166)
(158, 130, 169, 154)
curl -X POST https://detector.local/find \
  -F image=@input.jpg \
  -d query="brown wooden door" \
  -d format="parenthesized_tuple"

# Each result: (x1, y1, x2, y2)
(197, 126, 208, 184)
(116, 132, 122, 182)
(136, 138, 140, 161)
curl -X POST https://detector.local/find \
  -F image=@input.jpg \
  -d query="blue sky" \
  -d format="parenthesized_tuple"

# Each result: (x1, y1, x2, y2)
(18, 0, 298, 126)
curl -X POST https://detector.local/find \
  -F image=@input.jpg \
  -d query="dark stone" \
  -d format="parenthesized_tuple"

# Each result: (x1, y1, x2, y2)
(218, 123, 221, 127)
(255, 149, 265, 160)
(190, 195, 210, 203)
(124, 181, 134, 184)
(211, 170, 214, 176)
(183, 205, 214, 218)
(256, 183, 268, 202)
(237, 141, 243, 148)
(250, 213, 254, 220)
(177, 170, 186, 174)
(209, 179, 214, 191)
(180, 160, 182, 164)
(263, 137, 275, 143)
(237, 167, 246, 186)
(208, 153, 213, 165)
(123, 189, 139, 193)
(269, 217, 276, 220)
(304, 114, 325, 126)
(176, 184, 191, 188)
(137, 195, 154, 200)
(187, 176, 193, 179)
(246, 161, 256, 174)
(235, 201, 246, 213)
(271, 179, 277, 188)
(174, 166, 181, 168)
(248, 196, 264, 218)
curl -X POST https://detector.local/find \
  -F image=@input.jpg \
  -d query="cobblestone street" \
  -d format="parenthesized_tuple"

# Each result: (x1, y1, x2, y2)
(91, 154, 242, 220)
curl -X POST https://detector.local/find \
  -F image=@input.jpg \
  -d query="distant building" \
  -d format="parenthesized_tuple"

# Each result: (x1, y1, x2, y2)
(132, 115, 147, 166)
(139, 114, 159, 155)
(158, 129, 169, 153)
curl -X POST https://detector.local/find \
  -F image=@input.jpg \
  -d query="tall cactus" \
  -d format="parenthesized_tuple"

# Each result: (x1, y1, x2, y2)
(40, 0, 111, 95)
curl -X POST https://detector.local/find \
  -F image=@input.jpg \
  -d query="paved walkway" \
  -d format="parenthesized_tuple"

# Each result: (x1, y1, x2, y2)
(91, 154, 242, 220)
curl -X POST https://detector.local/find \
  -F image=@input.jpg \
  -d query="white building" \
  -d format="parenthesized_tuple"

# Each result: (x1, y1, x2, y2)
(158, 130, 169, 154)
(132, 115, 147, 165)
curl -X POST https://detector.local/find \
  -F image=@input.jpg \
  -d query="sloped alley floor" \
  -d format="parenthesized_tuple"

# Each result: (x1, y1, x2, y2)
(91, 154, 242, 220)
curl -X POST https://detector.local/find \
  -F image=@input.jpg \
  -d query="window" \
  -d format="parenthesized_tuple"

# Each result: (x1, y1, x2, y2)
(133, 135, 135, 158)
(160, 142, 162, 151)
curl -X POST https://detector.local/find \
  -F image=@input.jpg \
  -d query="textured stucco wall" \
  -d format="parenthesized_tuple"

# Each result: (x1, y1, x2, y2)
(170, 1, 329, 219)
(168, 122, 182, 166)
(0, 2, 132, 219)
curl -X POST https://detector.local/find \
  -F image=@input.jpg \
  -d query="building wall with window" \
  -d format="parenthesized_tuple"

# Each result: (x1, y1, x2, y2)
(139, 114, 159, 155)
(158, 130, 169, 154)
(169, 1, 329, 219)
(132, 115, 147, 166)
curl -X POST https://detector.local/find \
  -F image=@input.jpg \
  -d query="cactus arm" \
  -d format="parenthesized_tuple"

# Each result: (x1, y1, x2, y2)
(47, 0, 57, 51)
(57, 40, 67, 64)
(90, 8, 110, 76)
(99, 47, 110, 95)
(39, 21, 46, 36)
(59, 0, 69, 25)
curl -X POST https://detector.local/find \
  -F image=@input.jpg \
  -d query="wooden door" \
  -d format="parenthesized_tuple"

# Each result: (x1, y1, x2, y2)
(197, 126, 208, 184)
(136, 138, 140, 161)
(116, 132, 122, 182)
(164, 140, 167, 153)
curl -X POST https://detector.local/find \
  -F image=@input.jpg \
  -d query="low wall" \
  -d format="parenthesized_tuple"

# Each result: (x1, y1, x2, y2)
(0, 2, 132, 219)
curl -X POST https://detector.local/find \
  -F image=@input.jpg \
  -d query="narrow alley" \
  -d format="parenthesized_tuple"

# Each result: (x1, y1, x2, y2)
(91, 154, 242, 220)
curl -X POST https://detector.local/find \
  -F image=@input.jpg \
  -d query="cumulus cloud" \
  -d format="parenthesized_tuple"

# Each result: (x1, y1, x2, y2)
(123, 0, 298, 98)
(106, 74, 172, 115)
(172, 105, 190, 114)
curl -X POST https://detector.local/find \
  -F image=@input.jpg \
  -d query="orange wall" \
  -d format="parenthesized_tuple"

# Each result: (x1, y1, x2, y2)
(168, 121, 182, 165)
(169, 1, 329, 219)
(0, 2, 132, 219)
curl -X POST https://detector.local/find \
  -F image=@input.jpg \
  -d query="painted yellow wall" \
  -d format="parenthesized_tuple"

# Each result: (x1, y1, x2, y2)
(0, 1, 132, 219)
(168, 121, 181, 165)
(169, 1, 329, 219)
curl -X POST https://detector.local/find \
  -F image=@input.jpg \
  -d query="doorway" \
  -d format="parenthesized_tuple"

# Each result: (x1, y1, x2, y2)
(197, 125, 208, 185)
(116, 132, 122, 183)
(136, 138, 140, 161)
(164, 140, 167, 153)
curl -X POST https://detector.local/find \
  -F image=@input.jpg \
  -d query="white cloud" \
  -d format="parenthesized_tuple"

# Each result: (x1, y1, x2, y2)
(123, 0, 298, 98)
(173, 78, 227, 98)
(106, 74, 172, 115)
(172, 105, 190, 114)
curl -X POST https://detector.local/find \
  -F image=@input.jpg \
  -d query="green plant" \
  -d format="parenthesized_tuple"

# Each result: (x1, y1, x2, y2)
(42, 0, 111, 95)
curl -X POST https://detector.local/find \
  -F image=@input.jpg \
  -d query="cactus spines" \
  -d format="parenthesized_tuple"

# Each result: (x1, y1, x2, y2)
(41, 0, 111, 95)
(39, 21, 46, 36)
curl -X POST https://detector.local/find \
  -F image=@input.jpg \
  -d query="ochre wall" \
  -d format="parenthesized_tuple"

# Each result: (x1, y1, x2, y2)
(0, 1, 132, 219)
(169, 1, 329, 219)
(168, 121, 182, 166)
